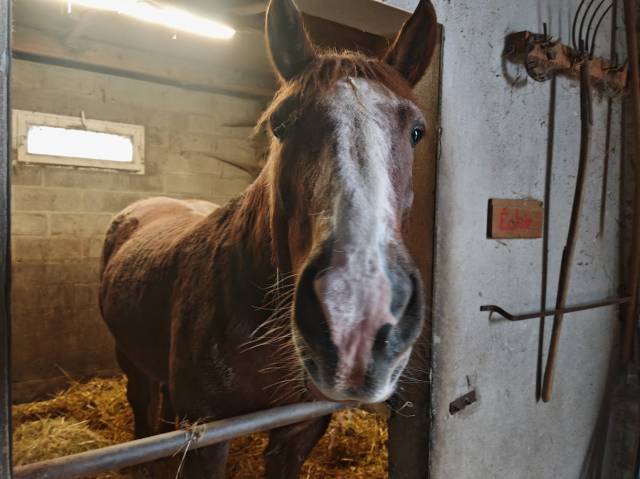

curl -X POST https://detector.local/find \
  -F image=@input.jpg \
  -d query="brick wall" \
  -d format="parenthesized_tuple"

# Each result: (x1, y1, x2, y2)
(11, 59, 267, 401)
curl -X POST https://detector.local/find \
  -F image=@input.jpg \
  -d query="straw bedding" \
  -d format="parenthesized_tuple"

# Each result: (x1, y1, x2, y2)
(12, 377, 388, 478)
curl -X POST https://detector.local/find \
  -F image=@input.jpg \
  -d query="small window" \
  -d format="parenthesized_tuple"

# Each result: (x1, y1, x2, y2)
(12, 110, 145, 174)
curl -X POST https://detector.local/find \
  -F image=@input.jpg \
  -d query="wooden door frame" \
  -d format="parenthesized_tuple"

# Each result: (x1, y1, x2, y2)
(0, 0, 12, 477)
(388, 26, 443, 479)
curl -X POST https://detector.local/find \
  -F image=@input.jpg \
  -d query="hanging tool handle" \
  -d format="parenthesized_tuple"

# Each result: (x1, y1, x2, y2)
(542, 58, 593, 402)
(542, 248, 571, 402)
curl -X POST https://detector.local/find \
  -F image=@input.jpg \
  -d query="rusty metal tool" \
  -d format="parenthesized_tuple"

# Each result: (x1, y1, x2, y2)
(542, 0, 613, 402)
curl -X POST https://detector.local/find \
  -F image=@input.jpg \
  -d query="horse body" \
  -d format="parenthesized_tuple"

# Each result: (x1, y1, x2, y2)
(100, 0, 438, 476)
(102, 187, 328, 478)
(101, 197, 216, 381)
(100, 188, 294, 406)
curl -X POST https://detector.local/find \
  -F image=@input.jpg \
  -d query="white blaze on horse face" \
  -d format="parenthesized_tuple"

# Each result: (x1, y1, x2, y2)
(313, 77, 407, 397)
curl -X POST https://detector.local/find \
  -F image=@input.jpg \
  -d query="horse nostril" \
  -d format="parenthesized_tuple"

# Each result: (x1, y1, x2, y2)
(304, 356, 319, 376)
(373, 323, 393, 352)
(390, 273, 414, 318)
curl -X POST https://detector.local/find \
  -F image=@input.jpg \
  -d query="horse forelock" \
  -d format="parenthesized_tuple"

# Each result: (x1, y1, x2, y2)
(255, 51, 416, 137)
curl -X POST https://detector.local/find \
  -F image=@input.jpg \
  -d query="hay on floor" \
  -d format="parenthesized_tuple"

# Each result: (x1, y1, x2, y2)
(12, 377, 388, 478)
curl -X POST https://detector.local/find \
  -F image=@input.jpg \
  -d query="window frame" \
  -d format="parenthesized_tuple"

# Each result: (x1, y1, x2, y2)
(12, 109, 145, 174)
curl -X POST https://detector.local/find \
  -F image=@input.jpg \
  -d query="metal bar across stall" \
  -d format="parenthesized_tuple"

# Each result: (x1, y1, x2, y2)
(13, 401, 350, 479)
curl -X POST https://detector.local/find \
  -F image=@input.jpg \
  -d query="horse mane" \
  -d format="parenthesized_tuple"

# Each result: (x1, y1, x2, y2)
(205, 178, 272, 260)
(255, 50, 416, 135)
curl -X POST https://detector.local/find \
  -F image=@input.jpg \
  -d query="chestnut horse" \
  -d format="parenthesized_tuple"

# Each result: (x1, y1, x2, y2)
(99, 0, 437, 476)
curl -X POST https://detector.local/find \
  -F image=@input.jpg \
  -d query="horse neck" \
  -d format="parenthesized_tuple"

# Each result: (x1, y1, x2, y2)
(208, 171, 278, 297)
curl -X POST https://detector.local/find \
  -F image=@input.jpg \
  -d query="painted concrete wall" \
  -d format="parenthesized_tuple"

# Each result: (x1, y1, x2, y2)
(11, 60, 264, 401)
(384, 1, 623, 478)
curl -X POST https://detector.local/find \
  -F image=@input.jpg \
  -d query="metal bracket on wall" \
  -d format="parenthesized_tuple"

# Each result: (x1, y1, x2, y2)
(503, 31, 627, 93)
(480, 297, 629, 322)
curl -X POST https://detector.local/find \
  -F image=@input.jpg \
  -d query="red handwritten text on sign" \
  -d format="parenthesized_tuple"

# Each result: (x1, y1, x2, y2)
(489, 199, 543, 239)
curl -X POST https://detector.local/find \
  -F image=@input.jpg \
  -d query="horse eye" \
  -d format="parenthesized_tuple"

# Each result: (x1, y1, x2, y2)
(411, 126, 425, 147)
(271, 119, 288, 140)
(270, 111, 290, 140)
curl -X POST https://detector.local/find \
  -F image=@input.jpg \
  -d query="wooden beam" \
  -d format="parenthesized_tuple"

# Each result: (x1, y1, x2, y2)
(295, 0, 409, 37)
(64, 11, 100, 51)
(231, 13, 388, 55)
(12, 25, 276, 99)
(222, 2, 266, 16)
(304, 14, 388, 55)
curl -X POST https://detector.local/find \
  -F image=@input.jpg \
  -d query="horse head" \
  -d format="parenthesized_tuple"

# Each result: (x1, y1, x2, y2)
(262, 0, 437, 404)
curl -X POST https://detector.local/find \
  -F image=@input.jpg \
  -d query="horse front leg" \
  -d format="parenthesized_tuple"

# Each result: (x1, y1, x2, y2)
(170, 388, 230, 477)
(264, 415, 332, 479)
(179, 442, 230, 479)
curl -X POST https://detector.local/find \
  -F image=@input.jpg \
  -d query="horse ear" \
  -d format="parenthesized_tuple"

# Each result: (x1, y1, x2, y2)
(266, 0, 316, 82)
(383, 0, 438, 86)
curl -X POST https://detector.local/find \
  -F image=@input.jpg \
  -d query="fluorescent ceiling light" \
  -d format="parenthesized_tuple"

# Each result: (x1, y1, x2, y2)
(64, 0, 236, 40)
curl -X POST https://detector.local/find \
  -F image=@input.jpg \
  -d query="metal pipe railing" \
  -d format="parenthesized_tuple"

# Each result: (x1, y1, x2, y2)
(13, 401, 351, 479)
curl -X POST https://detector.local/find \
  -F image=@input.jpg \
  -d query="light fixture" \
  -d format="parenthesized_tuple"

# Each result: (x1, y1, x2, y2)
(63, 0, 236, 40)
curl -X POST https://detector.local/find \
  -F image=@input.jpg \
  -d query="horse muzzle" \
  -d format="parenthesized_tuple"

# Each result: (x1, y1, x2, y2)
(292, 244, 424, 404)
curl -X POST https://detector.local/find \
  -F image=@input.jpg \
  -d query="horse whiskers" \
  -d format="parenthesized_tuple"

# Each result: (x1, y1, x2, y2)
(400, 372, 429, 383)
(264, 374, 304, 390)
(242, 327, 295, 351)
(269, 372, 308, 401)
(241, 341, 293, 358)
(265, 375, 306, 398)
(272, 385, 308, 405)
(239, 335, 292, 353)
(257, 356, 297, 374)
(385, 400, 416, 419)
(253, 288, 295, 312)
(261, 283, 296, 298)
(244, 324, 289, 344)
(259, 361, 299, 378)
(242, 324, 293, 347)
(262, 345, 302, 365)
(261, 271, 298, 294)
(251, 302, 294, 317)
(398, 377, 428, 385)
(252, 300, 293, 314)
(246, 308, 292, 339)
(240, 332, 291, 348)
(242, 335, 290, 351)
(258, 297, 293, 322)
(248, 309, 290, 332)
(401, 365, 430, 379)
(263, 353, 306, 384)
(405, 364, 429, 373)
(258, 362, 291, 374)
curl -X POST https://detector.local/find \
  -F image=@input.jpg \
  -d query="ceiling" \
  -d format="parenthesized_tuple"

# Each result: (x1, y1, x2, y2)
(168, 0, 411, 36)
(13, 0, 272, 72)
(12, 0, 411, 97)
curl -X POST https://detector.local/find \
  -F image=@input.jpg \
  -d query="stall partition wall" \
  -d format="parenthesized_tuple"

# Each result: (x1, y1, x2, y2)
(1, 0, 12, 476)
(383, 0, 625, 478)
